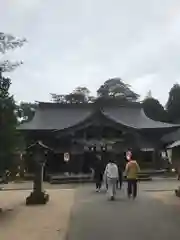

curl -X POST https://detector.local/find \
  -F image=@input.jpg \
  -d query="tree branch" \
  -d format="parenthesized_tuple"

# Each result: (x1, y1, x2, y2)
(0, 60, 23, 72)
(0, 32, 26, 54)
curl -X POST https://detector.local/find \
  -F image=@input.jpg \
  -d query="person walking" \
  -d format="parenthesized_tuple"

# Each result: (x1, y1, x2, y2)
(125, 152, 140, 199)
(104, 171, 108, 192)
(94, 155, 103, 192)
(104, 158, 119, 200)
(116, 160, 123, 190)
(176, 163, 180, 180)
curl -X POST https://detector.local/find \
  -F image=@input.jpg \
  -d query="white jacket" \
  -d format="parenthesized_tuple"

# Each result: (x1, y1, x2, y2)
(105, 163, 119, 179)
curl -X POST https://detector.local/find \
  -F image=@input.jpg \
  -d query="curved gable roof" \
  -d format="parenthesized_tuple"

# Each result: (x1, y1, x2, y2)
(18, 103, 94, 130)
(102, 106, 179, 129)
(18, 102, 180, 131)
(162, 129, 180, 143)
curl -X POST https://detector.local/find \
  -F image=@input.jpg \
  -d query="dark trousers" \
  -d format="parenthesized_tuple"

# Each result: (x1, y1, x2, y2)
(116, 177, 123, 189)
(106, 182, 108, 190)
(95, 173, 103, 189)
(127, 179, 137, 198)
(96, 181, 102, 189)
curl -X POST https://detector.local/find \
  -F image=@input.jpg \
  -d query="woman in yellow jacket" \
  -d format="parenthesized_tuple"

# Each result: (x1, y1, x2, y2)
(125, 152, 140, 199)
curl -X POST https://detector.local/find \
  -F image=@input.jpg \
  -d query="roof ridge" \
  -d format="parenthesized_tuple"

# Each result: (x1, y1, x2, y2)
(38, 101, 142, 109)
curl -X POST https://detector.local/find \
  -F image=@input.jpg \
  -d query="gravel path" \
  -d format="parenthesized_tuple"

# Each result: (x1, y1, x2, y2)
(67, 182, 180, 240)
(0, 189, 75, 240)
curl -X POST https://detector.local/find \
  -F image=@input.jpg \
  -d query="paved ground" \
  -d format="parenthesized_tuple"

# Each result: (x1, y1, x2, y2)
(0, 181, 77, 191)
(1, 180, 180, 240)
(0, 189, 76, 240)
(0, 178, 178, 191)
(67, 181, 180, 240)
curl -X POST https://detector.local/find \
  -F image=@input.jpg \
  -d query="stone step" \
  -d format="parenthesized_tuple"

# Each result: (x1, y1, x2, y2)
(50, 176, 152, 184)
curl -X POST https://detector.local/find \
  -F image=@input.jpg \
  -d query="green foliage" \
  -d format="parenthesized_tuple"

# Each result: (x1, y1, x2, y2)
(0, 32, 26, 53)
(97, 78, 139, 101)
(73, 86, 90, 97)
(0, 32, 26, 172)
(51, 86, 95, 103)
(166, 84, 180, 123)
(0, 73, 17, 171)
(143, 97, 168, 122)
(51, 78, 139, 104)
(65, 91, 87, 103)
(17, 102, 37, 123)
(0, 32, 26, 72)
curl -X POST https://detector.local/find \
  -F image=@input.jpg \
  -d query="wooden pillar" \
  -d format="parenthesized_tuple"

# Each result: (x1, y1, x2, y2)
(152, 148, 161, 169)
(152, 150, 157, 169)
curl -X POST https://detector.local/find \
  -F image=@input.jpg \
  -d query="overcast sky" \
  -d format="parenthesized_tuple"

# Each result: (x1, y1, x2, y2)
(1, 0, 180, 105)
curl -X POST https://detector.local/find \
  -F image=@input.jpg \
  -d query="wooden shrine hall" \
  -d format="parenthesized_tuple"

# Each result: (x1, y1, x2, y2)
(18, 100, 180, 174)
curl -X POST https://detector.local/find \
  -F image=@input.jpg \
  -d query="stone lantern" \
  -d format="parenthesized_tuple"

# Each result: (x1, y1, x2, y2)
(26, 141, 50, 205)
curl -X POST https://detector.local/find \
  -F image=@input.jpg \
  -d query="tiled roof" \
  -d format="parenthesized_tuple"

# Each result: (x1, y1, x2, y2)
(162, 129, 180, 143)
(18, 104, 93, 130)
(102, 107, 179, 129)
(18, 102, 180, 131)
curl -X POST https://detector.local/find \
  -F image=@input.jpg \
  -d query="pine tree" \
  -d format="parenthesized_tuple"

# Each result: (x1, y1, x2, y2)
(0, 32, 26, 172)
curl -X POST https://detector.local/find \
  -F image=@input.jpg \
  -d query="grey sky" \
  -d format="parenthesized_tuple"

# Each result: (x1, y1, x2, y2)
(1, 0, 180, 104)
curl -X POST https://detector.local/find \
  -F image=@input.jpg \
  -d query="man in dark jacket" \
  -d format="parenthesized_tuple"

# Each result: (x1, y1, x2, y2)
(116, 161, 123, 189)
(94, 155, 103, 192)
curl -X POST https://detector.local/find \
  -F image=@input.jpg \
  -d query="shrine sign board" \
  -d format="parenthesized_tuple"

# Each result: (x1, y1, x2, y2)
(64, 152, 70, 162)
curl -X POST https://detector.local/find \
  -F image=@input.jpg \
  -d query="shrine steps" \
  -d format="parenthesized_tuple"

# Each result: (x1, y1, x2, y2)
(49, 173, 152, 184)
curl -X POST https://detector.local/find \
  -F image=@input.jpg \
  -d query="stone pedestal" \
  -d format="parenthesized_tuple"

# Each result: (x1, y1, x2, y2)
(26, 191, 49, 205)
(26, 163, 49, 205)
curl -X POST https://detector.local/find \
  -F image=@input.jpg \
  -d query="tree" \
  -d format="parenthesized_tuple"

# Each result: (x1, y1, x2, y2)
(0, 32, 26, 172)
(50, 94, 66, 103)
(50, 86, 95, 103)
(142, 95, 168, 122)
(97, 77, 139, 101)
(0, 32, 26, 71)
(166, 84, 180, 123)
(50, 79, 139, 104)
(66, 86, 91, 103)
(0, 73, 17, 171)
(73, 86, 90, 97)
(17, 102, 37, 123)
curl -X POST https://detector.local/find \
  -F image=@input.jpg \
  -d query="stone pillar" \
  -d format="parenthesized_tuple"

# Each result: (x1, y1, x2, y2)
(26, 141, 50, 205)
(33, 163, 43, 193)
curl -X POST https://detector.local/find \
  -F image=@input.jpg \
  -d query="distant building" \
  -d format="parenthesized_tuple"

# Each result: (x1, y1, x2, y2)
(162, 129, 180, 168)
